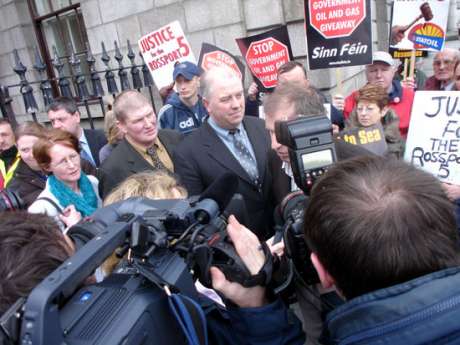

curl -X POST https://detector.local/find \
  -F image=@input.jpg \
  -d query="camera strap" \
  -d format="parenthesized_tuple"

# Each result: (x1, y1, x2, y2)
(132, 261, 208, 345)
(168, 291, 208, 345)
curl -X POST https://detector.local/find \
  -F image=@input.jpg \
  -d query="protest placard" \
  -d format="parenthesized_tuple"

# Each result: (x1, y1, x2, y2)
(236, 26, 293, 92)
(304, 0, 372, 70)
(404, 91, 460, 183)
(390, 0, 450, 51)
(340, 123, 387, 156)
(197, 43, 245, 82)
(138, 21, 196, 89)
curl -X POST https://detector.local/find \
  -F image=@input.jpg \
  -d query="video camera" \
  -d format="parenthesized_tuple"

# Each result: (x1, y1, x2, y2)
(0, 173, 274, 345)
(274, 115, 337, 286)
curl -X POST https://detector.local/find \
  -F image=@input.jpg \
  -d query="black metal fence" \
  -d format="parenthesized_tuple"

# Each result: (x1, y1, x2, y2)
(0, 40, 158, 129)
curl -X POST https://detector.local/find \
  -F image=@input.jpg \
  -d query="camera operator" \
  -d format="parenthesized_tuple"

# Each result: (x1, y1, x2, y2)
(213, 156, 460, 344)
(264, 82, 374, 344)
(0, 212, 75, 315)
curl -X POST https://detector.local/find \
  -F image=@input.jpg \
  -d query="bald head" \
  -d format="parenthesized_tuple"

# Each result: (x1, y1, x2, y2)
(201, 66, 245, 130)
(113, 90, 151, 123)
(201, 66, 242, 100)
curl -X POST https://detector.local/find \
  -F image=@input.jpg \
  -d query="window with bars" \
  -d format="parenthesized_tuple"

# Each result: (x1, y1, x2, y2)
(27, 0, 90, 97)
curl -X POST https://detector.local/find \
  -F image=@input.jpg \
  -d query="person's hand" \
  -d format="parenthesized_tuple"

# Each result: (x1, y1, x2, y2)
(332, 124, 340, 135)
(401, 77, 416, 89)
(391, 25, 406, 45)
(332, 94, 345, 111)
(60, 205, 82, 228)
(442, 182, 460, 202)
(159, 82, 175, 102)
(247, 82, 259, 101)
(266, 235, 285, 257)
(211, 215, 267, 308)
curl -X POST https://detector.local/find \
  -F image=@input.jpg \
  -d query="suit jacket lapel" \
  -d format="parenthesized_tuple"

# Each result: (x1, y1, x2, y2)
(121, 139, 152, 174)
(202, 122, 253, 184)
(84, 129, 99, 166)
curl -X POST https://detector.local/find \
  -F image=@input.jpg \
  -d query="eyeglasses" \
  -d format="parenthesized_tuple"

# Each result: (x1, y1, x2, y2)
(433, 59, 455, 67)
(52, 153, 80, 169)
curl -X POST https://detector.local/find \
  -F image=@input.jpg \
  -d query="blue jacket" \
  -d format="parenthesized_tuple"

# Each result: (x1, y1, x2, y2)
(324, 267, 460, 344)
(158, 92, 208, 134)
(206, 299, 305, 345)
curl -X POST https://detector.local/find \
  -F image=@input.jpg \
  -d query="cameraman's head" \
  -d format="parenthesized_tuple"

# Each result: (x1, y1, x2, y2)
(0, 212, 74, 314)
(264, 82, 325, 162)
(304, 156, 460, 300)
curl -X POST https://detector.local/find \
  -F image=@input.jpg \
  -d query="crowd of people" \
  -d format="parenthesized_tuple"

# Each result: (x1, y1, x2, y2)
(1, 43, 460, 344)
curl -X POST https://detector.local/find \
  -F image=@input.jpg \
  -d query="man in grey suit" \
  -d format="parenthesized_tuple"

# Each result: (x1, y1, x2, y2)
(98, 90, 181, 198)
(173, 66, 274, 240)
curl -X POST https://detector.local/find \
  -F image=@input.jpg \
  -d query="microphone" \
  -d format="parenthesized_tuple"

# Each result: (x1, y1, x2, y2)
(193, 172, 240, 224)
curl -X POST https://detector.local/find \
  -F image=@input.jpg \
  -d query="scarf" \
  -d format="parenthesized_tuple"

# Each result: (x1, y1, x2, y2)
(48, 173, 98, 217)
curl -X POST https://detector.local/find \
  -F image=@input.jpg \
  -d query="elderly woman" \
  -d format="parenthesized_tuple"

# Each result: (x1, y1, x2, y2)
(28, 129, 101, 230)
(346, 83, 404, 159)
(8, 122, 48, 208)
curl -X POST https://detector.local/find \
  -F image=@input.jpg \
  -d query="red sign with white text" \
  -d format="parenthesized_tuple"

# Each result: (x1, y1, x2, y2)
(245, 38, 289, 89)
(309, 0, 366, 38)
(202, 51, 242, 79)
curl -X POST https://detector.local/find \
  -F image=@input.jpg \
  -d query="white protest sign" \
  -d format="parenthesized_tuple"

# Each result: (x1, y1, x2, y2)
(404, 91, 460, 183)
(390, 0, 450, 51)
(138, 21, 196, 89)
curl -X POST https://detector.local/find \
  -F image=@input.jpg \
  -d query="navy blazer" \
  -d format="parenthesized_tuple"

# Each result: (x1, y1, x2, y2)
(84, 128, 108, 167)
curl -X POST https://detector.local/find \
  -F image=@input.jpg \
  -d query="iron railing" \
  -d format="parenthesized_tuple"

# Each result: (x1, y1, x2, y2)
(0, 40, 158, 129)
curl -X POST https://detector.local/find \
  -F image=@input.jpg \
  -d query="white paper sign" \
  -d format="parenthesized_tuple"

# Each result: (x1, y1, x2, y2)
(138, 21, 196, 89)
(390, 0, 450, 51)
(404, 91, 460, 183)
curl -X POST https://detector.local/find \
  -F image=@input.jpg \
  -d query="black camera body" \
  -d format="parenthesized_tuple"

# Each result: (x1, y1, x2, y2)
(274, 115, 337, 286)
(2, 191, 258, 345)
(275, 115, 336, 194)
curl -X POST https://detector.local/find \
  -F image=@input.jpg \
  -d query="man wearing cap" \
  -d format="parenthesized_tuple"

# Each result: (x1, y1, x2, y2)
(334, 51, 415, 138)
(157, 61, 208, 135)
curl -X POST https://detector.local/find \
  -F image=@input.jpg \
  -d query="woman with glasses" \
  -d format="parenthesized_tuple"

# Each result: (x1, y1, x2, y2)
(345, 83, 404, 159)
(28, 129, 101, 231)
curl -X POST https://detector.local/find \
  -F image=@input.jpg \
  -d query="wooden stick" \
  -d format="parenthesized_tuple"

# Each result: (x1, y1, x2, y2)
(409, 49, 416, 80)
(403, 58, 409, 81)
(335, 68, 343, 95)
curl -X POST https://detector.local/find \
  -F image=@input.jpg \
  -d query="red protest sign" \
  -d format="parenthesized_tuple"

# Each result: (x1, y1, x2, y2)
(245, 37, 289, 89)
(309, 0, 366, 39)
(202, 50, 242, 79)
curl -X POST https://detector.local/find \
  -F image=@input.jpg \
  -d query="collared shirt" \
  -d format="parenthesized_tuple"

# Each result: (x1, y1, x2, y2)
(79, 130, 96, 166)
(282, 161, 300, 192)
(441, 81, 455, 91)
(207, 117, 257, 162)
(126, 136, 174, 172)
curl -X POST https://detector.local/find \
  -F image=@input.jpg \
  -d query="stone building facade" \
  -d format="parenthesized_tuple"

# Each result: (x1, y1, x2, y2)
(0, 0, 459, 123)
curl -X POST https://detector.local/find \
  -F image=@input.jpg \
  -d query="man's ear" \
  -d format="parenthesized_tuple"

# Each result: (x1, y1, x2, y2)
(311, 252, 336, 289)
(74, 111, 81, 123)
(203, 97, 210, 113)
(116, 120, 127, 134)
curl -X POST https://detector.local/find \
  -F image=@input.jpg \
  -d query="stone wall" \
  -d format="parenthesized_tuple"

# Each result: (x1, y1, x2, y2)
(1, 0, 460, 123)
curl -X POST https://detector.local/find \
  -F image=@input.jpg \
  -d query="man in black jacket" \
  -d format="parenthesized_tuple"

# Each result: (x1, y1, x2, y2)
(47, 97, 107, 167)
(173, 66, 275, 240)
(98, 90, 182, 198)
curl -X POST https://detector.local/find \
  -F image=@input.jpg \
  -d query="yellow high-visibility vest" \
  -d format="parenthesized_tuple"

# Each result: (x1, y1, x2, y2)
(0, 153, 21, 187)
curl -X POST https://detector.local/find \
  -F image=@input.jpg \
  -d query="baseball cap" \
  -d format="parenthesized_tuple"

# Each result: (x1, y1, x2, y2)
(372, 51, 394, 67)
(173, 61, 200, 80)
